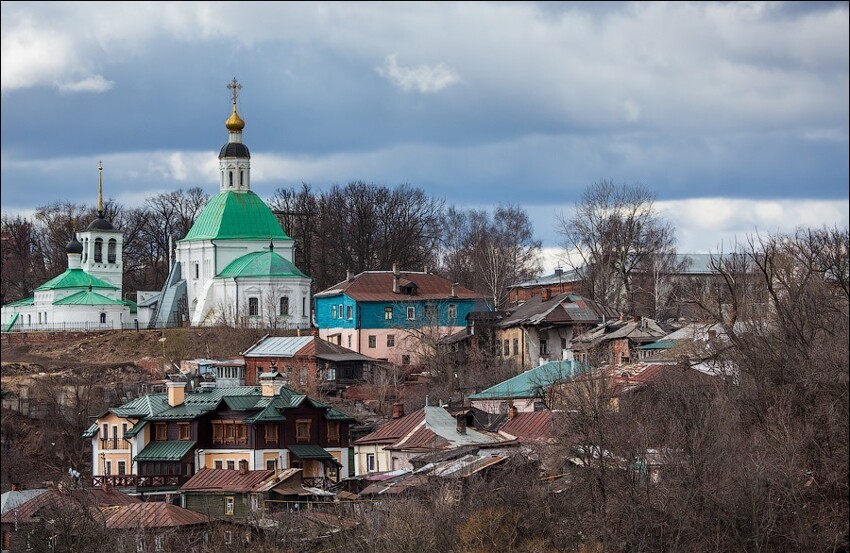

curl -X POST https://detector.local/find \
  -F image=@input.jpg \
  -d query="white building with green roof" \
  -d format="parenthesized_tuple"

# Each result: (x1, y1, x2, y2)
(151, 79, 312, 328)
(1, 164, 139, 331)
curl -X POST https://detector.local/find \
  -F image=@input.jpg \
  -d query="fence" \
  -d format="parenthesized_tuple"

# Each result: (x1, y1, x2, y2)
(2, 319, 313, 333)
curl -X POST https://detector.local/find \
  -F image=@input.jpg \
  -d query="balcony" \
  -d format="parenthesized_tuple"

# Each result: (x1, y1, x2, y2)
(100, 438, 128, 450)
(91, 474, 189, 488)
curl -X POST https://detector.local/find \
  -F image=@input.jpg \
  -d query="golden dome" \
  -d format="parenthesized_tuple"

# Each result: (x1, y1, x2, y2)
(225, 104, 245, 132)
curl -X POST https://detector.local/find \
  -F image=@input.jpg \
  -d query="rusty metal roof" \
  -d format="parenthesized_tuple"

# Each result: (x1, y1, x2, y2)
(499, 411, 556, 442)
(180, 468, 275, 493)
(0, 489, 140, 524)
(315, 271, 486, 301)
(353, 409, 427, 445)
(103, 502, 210, 529)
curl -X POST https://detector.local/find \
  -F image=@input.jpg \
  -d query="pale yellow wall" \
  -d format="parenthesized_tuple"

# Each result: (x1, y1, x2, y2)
(95, 413, 141, 439)
(354, 444, 392, 475)
(97, 451, 133, 474)
(495, 327, 528, 367)
(203, 451, 252, 469)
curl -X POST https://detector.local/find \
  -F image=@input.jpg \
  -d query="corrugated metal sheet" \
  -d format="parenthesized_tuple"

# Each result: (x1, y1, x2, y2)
(180, 468, 275, 492)
(216, 251, 306, 279)
(353, 409, 427, 445)
(242, 336, 314, 357)
(52, 290, 124, 306)
(134, 440, 196, 462)
(468, 361, 582, 400)
(103, 502, 209, 529)
(1, 489, 139, 524)
(180, 190, 290, 242)
(289, 444, 338, 463)
(499, 411, 555, 442)
(314, 271, 486, 301)
(36, 268, 117, 291)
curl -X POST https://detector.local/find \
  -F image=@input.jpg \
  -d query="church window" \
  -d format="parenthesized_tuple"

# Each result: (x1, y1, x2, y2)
(229, 171, 234, 187)
(94, 238, 103, 263)
(100, 313, 107, 324)
(248, 297, 259, 317)
(302, 297, 306, 317)
(107, 239, 117, 263)
(83, 239, 88, 262)
(279, 297, 289, 316)
(240, 170, 244, 186)
(194, 263, 199, 280)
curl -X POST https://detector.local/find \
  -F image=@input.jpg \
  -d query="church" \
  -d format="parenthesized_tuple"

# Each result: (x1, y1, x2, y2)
(1, 164, 138, 331)
(149, 79, 312, 329)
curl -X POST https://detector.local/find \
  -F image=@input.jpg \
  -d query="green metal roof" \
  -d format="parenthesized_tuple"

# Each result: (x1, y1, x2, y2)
(2, 296, 34, 307)
(112, 395, 171, 418)
(36, 268, 118, 291)
(179, 191, 291, 242)
(217, 250, 307, 279)
(288, 444, 336, 461)
(82, 422, 98, 438)
(244, 403, 287, 424)
(468, 361, 585, 400)
(638, 340, 677, 350)
(134, 440, 196, 462)
(147, 405, 208, 421)
(224, 396, 263, 411)
(326, 407, 356, 421)
(52, 290, 125, 306)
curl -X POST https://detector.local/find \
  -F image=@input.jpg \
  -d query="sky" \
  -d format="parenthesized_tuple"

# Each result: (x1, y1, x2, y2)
(1, 1, 848, 274)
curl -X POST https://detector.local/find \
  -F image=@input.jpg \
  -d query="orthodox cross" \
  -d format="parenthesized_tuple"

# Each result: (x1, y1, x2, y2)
(227, 78, 242, 104)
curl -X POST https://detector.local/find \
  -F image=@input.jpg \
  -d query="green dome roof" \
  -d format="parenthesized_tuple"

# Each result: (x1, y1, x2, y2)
(217, 251, 308, 279)
(36, 268, 118, 291)
(180, 191, 290, 242)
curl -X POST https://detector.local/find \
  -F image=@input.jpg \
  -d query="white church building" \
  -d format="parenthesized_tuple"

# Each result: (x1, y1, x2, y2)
(149, 79, 312, 329)
(1, 164, 140, 332)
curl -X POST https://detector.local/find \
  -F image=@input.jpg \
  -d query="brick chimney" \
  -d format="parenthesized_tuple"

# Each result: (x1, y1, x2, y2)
(239, 460, 249, 475)
(391, 402, 405, 419)
(260, 371, 285, 397)
(508, 404, 518, 421)
(541, 288, 551, 301)
(392, 262, 400, 293)
(166, 379, 186, 407)
(346, 269, 353, 282)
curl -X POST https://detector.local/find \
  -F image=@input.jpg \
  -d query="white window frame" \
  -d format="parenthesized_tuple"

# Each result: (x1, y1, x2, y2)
(225, 496, 235, 516)
(366, 453, 376, 472)
(406, 306, 415, 320)
(448, 304, 457, 319)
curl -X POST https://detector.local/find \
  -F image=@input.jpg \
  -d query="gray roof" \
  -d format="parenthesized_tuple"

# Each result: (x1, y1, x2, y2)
(499, 293, 617, 328)
(509, 268, 583, 289)
(242, 336, 313, 357)
(1, 489, 48, 516)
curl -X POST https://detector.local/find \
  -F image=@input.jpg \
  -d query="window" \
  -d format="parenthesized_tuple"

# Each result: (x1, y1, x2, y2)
(264, 424, 279, 443)
(280, 296, 289, 316)
(368, 335, 376, 348)
(327, 422, 340, 443)
(406, 306, 415, 320)
(331, 305, 337, 319)
(561, 338, 567, 350)
(224, 497, 235, 516)
(346, 305, 353, 319)
(178, 423, 191, 441)
(239, 170, 244, 186)
(338, 304, 343, 318)
(107, 239, 117, 263)
(384, 306, 393, 320)
(122, 423, 128, 437)
(503, 340, 510, 357)
(401, 355, 410, 365)
(224, 530, 233, 544)
(302, 297, 306, 316)
(366, 453, 376, 472)
(347, 335, 352, 348)
(387, 334, 395, 347)
(94, 238, 103, 263)
(105, 461, 112, 475)
(117, 461, 126, 475)
(248, 297, 259, 317)
(540, 339, 548, 356)
(424, 304, 437, 319)
(448, 304, 457, 319)
(102, 423, 109, 440)
(194, 263, 199, 279)
(154, 535, 164, 553)
(513, 338, 519, 356)
(226, 460, 235, 470)
(296, 419, 311, 443)
(229, 172, 234, 187)
(214, 460, 223, 469)
(155, 423, 167, 441)
(266, 459, 277, 471)
(100, 313, 107, 324)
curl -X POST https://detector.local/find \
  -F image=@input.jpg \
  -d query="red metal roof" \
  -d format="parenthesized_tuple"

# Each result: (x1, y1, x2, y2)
(390, 425, 450, 451)
(316, 271, 486, 301)
(0, 489, 140, 524)
(103, 502, 210, 529)
(500, 411, 555, 442)
(353, 409, 426, 445)
(180, 468, 275, 492)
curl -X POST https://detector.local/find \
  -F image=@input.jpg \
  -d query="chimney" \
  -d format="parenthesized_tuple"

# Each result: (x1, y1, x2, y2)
(456, 415, 467, 434)
(451, 282, 458, 298)
(11, 483, 20, 491)
(346, 269, 353, 282)
(392, 262, 400, 293)
(423, 265, 429, 274)
(508, 404, 518, 421)
(166, 379, 186, 407)
(391, 402, 405, 419)
(541, 288, 551, 301)
(239, 460, 249, 475)
(260, 371, 285, 397)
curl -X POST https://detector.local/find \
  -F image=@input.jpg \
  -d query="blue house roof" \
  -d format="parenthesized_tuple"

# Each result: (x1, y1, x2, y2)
(468, 360, 585, 400)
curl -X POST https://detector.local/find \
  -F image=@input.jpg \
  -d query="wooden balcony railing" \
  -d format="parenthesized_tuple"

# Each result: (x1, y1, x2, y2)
(92, 475, 188, 488)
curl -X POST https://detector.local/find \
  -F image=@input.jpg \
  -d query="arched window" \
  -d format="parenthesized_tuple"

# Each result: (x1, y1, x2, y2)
(229, 171, 234, 187)
(280, 296, 289, 316)
(239, 170, 244, 186)
(94, 238, 103, 263)
(83, 239, 88, 262)
(107, 239, 117, 263)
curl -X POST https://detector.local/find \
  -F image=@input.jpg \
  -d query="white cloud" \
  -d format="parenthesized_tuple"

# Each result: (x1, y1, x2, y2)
(57, 75, 114, 93)
(376, 53, 460, 93)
